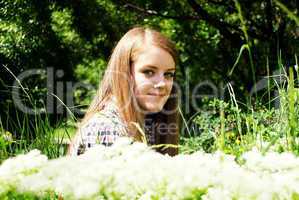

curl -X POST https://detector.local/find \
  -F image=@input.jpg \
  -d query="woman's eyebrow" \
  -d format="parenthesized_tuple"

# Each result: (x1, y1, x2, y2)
(144, 65, 175, 71)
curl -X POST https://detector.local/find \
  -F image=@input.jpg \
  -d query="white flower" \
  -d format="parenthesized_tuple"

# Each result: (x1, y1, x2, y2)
(1, 139, 299, 199)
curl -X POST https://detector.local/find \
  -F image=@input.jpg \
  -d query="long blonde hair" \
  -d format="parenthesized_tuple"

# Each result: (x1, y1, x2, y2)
(69, 27, 180, 156)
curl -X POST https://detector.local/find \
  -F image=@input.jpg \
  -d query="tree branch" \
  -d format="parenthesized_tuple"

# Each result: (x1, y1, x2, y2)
(123, 3, 200, 21)
(186, 0, 242, 43)
(187, 0, 268, 42)
(121, 1, 267, 42)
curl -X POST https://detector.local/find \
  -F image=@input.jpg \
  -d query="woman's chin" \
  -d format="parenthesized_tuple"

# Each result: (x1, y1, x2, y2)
(141, 104, 164, 114)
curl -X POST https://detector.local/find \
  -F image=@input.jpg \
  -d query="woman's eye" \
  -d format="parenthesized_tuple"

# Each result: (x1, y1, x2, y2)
(164, 72, 175, 79)
(143, 70, 154, 76)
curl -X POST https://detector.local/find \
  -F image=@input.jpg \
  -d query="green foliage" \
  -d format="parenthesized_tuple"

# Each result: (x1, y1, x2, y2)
(183, 188, 207, 200)
(50, 7, 83, 47)
(74, 57, 107, 108)
(0, 0, 298, 162)
(1, 0, 298, 118)
(181, 88, 299, 156)
(0, 71, 75, 163)
(0, 189, 60, 200)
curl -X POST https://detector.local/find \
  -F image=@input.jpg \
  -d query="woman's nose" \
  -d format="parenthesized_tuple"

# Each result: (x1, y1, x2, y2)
(153, 74, 166, 88)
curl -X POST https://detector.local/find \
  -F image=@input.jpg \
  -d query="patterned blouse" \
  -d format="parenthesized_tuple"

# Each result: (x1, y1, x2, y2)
(69, 98, 155, 156)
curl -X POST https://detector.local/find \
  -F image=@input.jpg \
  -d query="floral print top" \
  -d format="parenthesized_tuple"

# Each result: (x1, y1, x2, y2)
(69, 98, 156, 156)
(69, 99, 129, 156)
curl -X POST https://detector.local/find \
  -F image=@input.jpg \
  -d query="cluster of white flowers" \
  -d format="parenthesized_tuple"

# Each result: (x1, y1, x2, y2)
(0, 138, 299, 200)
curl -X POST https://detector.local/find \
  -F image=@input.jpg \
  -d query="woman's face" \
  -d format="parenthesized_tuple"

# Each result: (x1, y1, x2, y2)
(131, 45, 175, 114)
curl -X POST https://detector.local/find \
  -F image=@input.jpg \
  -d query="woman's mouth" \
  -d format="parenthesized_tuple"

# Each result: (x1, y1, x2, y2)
(148, 93, 165, 97)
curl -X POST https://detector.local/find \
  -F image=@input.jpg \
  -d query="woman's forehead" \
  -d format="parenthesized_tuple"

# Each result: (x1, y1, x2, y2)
(133, 46, 175, 70)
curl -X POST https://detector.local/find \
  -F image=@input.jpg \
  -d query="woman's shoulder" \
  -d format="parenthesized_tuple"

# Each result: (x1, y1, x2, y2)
(69, 98, 128, 156)
(81, 113, 126, 136)
(81, 99, 127, 135)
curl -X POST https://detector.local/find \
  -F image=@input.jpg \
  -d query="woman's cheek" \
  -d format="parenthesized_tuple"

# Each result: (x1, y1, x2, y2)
(138, 80, 153, 94)
(166, 81, 173, 94)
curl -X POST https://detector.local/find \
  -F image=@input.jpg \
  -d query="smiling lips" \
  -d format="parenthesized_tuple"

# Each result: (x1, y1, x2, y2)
(148, 93, 166, 97)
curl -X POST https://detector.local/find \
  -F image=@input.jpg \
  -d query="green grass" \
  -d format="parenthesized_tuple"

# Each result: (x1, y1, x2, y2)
(180, 75, 299, 157)
(0, 112, 76, 163)
(0, 65, 77, 163)
(180, 52, 299, 157)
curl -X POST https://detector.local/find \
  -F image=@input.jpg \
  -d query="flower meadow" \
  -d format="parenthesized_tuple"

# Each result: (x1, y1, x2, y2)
(0, 138, 299, 200)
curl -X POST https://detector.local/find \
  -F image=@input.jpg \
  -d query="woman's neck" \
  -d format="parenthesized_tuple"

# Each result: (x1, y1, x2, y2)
(137, 111, 145, 125)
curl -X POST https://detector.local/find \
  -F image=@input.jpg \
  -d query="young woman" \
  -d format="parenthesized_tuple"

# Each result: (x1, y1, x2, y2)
(68, 27, 180, 156)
